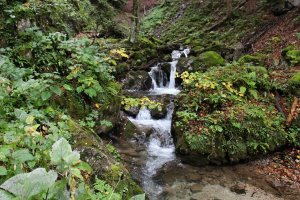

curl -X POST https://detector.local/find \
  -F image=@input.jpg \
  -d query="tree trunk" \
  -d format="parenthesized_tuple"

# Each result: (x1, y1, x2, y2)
(130, 0, 140, 43)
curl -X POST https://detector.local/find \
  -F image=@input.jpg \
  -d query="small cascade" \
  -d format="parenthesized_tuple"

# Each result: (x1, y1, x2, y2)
(136, 108, 152, 120)
(148, 49, 190, 95)
(127, 48, 190, 198)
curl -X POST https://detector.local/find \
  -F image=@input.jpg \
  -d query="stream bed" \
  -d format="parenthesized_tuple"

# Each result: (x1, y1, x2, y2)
(115, 49, 297, 200)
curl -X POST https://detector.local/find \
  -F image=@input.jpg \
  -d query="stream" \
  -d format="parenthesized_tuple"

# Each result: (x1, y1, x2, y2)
(116, 49, 290, 200)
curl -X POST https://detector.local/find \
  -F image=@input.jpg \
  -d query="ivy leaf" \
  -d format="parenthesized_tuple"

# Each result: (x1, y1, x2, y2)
(0, 166, 7, 176)
(0, 168, 57, 199)
(41, 91, 52, 101)
(50, 86, 62, 96)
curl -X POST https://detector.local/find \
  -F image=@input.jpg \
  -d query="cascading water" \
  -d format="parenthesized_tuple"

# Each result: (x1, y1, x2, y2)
(129, 48, 190, 198)
(148, 49, 189, 95)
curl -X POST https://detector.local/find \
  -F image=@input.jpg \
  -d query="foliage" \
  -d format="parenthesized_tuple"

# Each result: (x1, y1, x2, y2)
(122, 96, 163, 111)
(174, 63, 287, 163)
(0, 0, 126, 43)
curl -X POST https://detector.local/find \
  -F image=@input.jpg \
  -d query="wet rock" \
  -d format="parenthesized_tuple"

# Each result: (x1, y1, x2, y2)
(160, 62, 171, 78)
(149, 94, 171, 119)
(190, 184, 203, 193)
(96, 96, 121, 136)
(122, 70, 152, 91)
(124, 106, 140, 117)
(123, 119, 140, 137)
(230, 183, 247, 194)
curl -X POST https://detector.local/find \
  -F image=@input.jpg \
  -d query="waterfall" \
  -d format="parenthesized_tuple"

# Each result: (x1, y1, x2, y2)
(148, 49, 189, 95)
(128, 48, 190, 198)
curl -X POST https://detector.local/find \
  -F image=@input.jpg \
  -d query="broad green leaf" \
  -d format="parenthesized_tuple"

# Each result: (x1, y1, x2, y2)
(50, 138, 80, 167)
(0, 189, 14, 200)
(64, 151, 80, 165)
(249, 89, 258, 99)
(76, 162, 93, 173)
(84, 88, 97, 97)
(50, 86, 62, 96)
(12, 149, 34, 163)
(41, 91, 52, 101)
(130, 193, 146, 200)
(0, 166, 7, 176)
(25, 115, 35, 125)
(239, 86, 246, 94)
(63, 84, 73, 91)
(70, 168, 83, 180)
(47, 179, 69, 200)
(0, 168, 57, 199)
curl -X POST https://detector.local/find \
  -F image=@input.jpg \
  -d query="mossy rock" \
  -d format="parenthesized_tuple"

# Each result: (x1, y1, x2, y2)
(199, 51, 225, 68)
(72, 125, 144, 199)
(122, 70, 152, 91)
(288, 72, 300, 97)
(172, 102, 287, 164)
(238, 53, 266, 65)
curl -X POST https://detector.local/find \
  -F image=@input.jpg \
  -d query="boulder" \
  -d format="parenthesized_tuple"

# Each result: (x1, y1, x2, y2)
(72, 124, 143, 199)
(96, 96, 122, 135)
(149, 94, 171, 119)
(122, 70, 152, 91)
(199, 51, 225, 68)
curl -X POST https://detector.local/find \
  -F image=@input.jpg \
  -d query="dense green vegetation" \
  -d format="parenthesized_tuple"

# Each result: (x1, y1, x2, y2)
(0, 0, 145, 199)
(1, 0, 300, 198)
(141, 0, 300, 164)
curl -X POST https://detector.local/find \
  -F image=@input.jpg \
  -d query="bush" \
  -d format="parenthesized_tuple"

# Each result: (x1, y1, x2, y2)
(173, 63, 287, 164)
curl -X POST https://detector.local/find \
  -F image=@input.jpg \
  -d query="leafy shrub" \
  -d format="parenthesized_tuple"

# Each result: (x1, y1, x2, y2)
(173, 63, 287, 163)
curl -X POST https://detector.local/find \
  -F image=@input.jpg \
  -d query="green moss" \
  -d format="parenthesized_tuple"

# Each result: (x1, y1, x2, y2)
(288, 72, 300, 97)
(289, 72, 300, 86)
(238, 53, 266, 65)
(200, 51, 225, 67)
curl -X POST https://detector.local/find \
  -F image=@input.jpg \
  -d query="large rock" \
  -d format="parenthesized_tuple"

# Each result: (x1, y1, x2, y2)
(96, 96, 122, 135)
(122, 70, 152, 91)
(72, 124, 143, 199)
(149, 94, 171, 119)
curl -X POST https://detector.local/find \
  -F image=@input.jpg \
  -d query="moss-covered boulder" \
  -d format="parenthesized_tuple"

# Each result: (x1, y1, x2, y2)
(200, 51, 225, 67)
(172, 64, 287, 164)
(238, 53, 266, 66)
(122, 70, 152, 91)
(72, 125, 143, 199)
